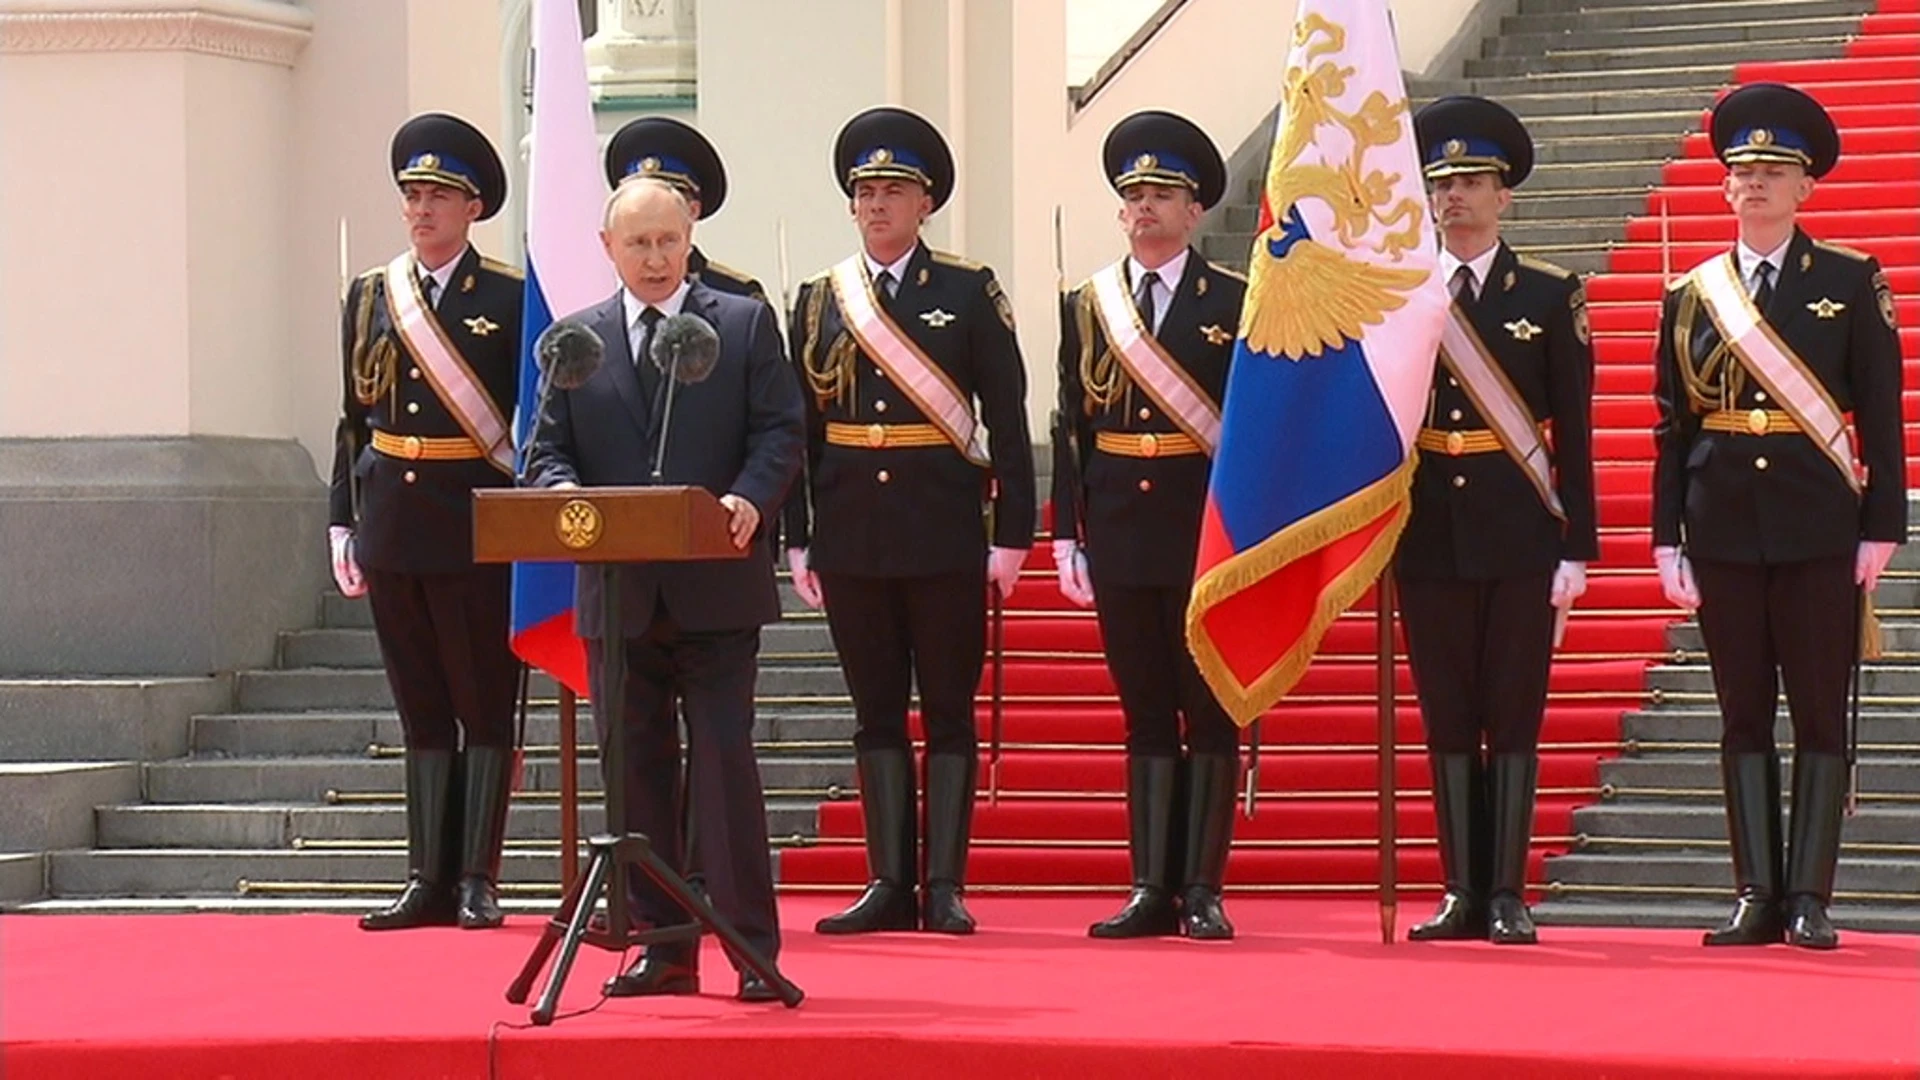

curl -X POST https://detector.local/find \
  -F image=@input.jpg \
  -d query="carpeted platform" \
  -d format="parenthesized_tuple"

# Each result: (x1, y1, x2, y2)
(4, 899, 1916, 1080)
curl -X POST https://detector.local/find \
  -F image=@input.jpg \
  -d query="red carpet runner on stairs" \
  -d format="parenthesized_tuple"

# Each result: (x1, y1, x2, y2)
(778, 3, 1920, 897)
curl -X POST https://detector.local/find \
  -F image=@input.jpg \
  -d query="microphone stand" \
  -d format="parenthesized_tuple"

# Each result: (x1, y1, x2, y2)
(651, 344, 682, 481)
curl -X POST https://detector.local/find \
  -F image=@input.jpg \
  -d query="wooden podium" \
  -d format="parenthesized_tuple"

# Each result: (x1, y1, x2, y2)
(476, 486, 803, 1018)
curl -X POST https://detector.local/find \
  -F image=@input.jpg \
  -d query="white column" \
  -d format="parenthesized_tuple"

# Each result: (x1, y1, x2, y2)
(586, 0, 695, 103)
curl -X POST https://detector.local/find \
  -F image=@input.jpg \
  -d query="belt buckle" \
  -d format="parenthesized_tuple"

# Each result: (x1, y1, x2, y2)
(403, 435, 424, 460)
(1445, 430, 1466, 457)
(1747, 408, 1769, 435)
(866, 423, 887, 449)
(1139, 433, 1159, 458)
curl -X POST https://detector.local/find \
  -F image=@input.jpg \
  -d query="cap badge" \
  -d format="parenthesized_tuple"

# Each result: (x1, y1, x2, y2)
(639, 156, 661, 173)
(1133, 153, 1158, 171)
(1443, 139, 1466, 160)
(417, 153, 440, 171)
(1751, 128, 1774, 147)
(871, 147, 893, 164)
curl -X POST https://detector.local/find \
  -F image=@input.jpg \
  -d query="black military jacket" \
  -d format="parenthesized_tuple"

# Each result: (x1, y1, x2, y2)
(1653, 228, 1906, 563)
(690, 247, 767, 304)
(783, 243, 1035, 576)
(328, 246, 523, 574)
(1049, 250, 1243, 587)
(1394, 243, 1598, 581)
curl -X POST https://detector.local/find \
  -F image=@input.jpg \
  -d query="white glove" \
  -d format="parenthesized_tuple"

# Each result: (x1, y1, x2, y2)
(329, 525, 366, 599)
(987, 545, 1028, 600)
(1856, 540, 1898, 594)
(1051, 539, 1095, 608)
(1549, 560, 1588, 609)
(786, 547, 823, 609)
(1653, 545, 1699, 612)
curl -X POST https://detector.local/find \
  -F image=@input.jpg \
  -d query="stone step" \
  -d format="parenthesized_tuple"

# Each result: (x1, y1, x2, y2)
(1569, 802, 1920, 847)
(1666, 619, 1920, 654)
(141, 755, 856, 804)
(236, 662, 858, 712)
(1620, 708, 1920, 748)
(1507, 191, 1659, 222)
(1532, 898, 1920, 934)
(0, 852, 44, 904)
(1485, 15, 1867, 57)
(1519, 111, 1700, 139)
(1543, 851, 1920, 897)
(1503, 221, 1636, 248)
(280, 619, 838, 669)
(1465, 38, 1844, 78)
(8, 895, 581, 915)
(188, 708, 858, 757)
(1409, 87, 1723, 120)
(1413, 66, 1730, 100)
(44, 848, 646, 897)
(0, 677, 228, 763)
(1505, 0, 1874, 35)
(93, 799, 822, 849)
(1600, 755, 1920, 798)
(1531, 134, 1697, 165)
(0, 762, 140, 852)
(1644, 663, 1920, 697)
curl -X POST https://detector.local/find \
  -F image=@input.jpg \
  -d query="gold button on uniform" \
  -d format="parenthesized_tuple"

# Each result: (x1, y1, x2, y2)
(1754, 390, 1767, 403)
(876, 470, 891, 483)
(875, 399, 889, 413)
(406, 401, 420, 414)
(1138, 479, 1153, 492)
(1138, 407, 1152, 421)
(403, 470, 418, 484)
(1448, 408, 1463, 422)
(1451, 475, 1467, 488)
(1755, 456, 1769, 471)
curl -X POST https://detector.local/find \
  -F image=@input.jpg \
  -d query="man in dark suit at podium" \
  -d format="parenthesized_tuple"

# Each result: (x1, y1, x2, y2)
(522, 177, 805, 1002)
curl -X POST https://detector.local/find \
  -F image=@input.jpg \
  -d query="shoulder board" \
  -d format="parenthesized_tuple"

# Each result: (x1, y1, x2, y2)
(355, 266, 385, 285)
(1204, 261, 1248, 284)
(1666, 274, 1691, 293)
(1069, 276, 1098, 298)
(478, 256, 525, 281)
(800, 268, 832, 288)
(1516, 254, 1574, 281)
(703, 259, 758, 286)
(928, 249, 986, 272)
(1813, 240, 1872, 263)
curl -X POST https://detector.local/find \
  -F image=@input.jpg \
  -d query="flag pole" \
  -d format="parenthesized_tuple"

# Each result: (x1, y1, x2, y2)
(1377, 572, 1398, 944)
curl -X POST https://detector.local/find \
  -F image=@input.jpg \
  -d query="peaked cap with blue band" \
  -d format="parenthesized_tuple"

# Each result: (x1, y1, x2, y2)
(1102, 109, 1227, 210)
(390, 112, 507, 221)
(1414, 95, 1534, 188)
(834, 106, 955, 211)
(1710, 83, 1838, 179)
(604, 116, 730, 218)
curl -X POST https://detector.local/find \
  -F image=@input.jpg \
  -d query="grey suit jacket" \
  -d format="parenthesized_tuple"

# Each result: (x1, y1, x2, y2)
(523, 282, 805, 636)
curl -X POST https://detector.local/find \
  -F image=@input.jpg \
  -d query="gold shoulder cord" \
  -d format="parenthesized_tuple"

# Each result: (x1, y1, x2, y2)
(349, 276, 397, 411)
(1077, 288, 1130, 414)
(1671, 286, 1742, 413)
(800, 283, 857, 411)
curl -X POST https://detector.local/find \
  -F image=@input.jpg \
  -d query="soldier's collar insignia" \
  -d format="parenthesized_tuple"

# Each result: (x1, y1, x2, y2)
(1806, 298, 1846, 319)
(1504, 317, 1542, 342)
(918, 308, 957, 328)
(464, 315, 500, 337)
(461, 274, 475, 294)
(1200, 324, 1232, 346)
(1196, 276, 1208, 297)
(917, 267, 929, 286)
(1503, 270, 1516, 292)
(1801, 252, 1813, 273)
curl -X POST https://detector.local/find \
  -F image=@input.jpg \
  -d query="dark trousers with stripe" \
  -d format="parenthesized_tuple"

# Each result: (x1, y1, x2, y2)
(1398, 572, 1555, 754)
(1091, 576, 1237, 757)
(818, 568, 986, 757)
(1692, 555, 1853, 756)
(365, 565, 517, 750)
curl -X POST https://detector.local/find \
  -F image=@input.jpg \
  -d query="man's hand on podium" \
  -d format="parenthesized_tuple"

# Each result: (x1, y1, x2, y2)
(720, 493, 760, 549)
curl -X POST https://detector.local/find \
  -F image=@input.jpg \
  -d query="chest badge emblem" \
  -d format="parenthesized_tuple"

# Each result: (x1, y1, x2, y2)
(1199, 324, 1233, 346)
(918, 308, 957, 328)
(1504, 318, 1542, 342)
(1806, 298, 1846, 319)
(463, 315, 500, 337)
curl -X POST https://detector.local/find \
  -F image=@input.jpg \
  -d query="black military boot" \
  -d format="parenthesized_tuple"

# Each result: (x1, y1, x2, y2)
(816, 748, 919, 934)
(1409, 753, 1486, 941)
(1179, 753, 1237, 940)
(922, 752, 978, 934)
(1089, 755, 1180, 938)
(360, 748, 460, 930)
(456, 745, 513, 929)
(1704, 752, 1785, 946)
(1783, 752, 1846, 951)
(1486, 754, 1539, 944)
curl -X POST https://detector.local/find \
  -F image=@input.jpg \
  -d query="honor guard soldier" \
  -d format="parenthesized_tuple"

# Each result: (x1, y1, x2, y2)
(1399, 97, 1598, 945)
(1653, 84, 1905, 950)
(329, 113, 523, 931)
(785, 107, 1036, 935)
(604, 116, 769, 303)
(1052, 111, 1245, 941)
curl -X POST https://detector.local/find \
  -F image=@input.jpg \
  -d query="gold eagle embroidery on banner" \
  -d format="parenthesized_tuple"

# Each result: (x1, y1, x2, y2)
(1242, 12, 1430, 362)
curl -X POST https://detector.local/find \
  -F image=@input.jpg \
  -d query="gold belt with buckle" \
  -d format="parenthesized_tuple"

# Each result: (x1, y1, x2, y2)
(1701, 408, 1801, 436)
(1415, 427, 1504, 456)
(824, 421, 951, 450)
(1094, 430, 1204, 459)
(370, 430, 486, 461)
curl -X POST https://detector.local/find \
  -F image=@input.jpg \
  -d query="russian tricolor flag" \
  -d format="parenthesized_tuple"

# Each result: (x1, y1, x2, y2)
(510, 0, 610, 694)
(1185, 0, 1448, 725)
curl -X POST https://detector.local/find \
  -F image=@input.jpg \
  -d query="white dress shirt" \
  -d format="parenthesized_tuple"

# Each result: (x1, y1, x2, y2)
(1128, 247, 1190, 334)
(416, 247, 466, 309)
(1735, 235, 1792, 297)
(622, 278, 691, 366)
(864, 246, 916, 296)
(1439, 242, 1500, 302)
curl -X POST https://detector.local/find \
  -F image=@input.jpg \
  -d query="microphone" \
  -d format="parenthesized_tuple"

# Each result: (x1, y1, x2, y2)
(647, 313, 720, 480)
(522, 318, 605, 483)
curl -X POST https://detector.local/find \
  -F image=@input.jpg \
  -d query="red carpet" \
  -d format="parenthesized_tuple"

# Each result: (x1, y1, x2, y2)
(4, 900, 1916, 1080)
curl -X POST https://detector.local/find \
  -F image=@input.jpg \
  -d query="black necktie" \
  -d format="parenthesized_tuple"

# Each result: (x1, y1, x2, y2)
(1450, 265, 1474, 305)
(420, 274, 439, 310)
(1134, 270, 1160, 331)
(1753, 260, 1775, 313)
(876, 269, 897, 299)
(636, 307, 664, 401)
